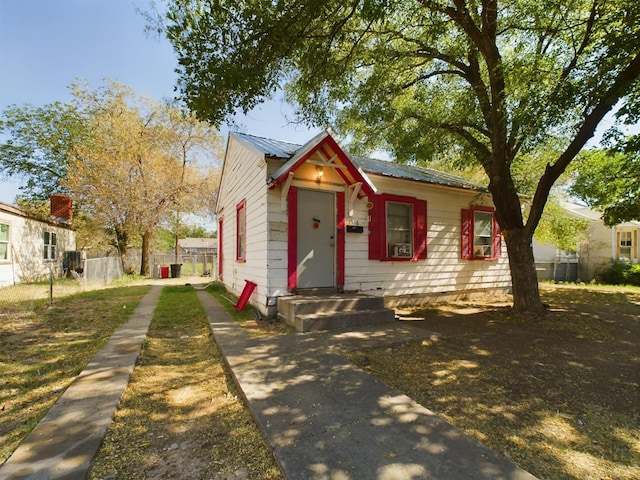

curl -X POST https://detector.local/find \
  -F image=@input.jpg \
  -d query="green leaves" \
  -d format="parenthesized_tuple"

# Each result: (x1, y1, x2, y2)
(570, 145, 640, 225)
(0, 102, 86, 200)
(163, 0, 639, 309)
(533, 198, 588, 252)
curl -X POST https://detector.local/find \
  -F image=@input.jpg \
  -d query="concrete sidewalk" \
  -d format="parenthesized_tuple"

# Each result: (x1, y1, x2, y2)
(196, 290, 537, 480)
(0, 285, 162, 480)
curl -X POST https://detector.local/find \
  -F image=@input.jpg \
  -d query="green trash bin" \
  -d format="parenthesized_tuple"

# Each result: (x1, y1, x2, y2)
(170, 263, 182, 278)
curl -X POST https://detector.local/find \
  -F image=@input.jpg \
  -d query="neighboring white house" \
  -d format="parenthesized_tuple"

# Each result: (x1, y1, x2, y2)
(215, 130, 511, 318)
(0, 195, 76, 287)
(533, 202, 640, 282)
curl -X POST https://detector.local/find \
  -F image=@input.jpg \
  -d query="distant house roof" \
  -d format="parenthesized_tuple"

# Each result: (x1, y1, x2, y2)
(562, 201, 640, 227)
(178, 238, 216, 252)
(233, 131, 485, 192)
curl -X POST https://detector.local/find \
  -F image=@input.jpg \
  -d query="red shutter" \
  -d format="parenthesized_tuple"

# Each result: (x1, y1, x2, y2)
(492, 213, 502, 259)
(413, 199, 428, 260)
(368, 194, 384, 260)
(461, 208, 473, 259)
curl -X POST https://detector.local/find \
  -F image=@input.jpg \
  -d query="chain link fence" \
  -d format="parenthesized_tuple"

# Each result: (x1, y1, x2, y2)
(149, 253, 216, 279)
(0, 256, 127, 307)
(0, 252, 217, 308)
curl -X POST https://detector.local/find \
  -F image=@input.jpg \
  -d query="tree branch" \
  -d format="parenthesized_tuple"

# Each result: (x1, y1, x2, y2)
(398, 69, 468, 90)
(527, 52, 640, 235)
(559, 0, 599, 83)
(441, 122, 492, 167)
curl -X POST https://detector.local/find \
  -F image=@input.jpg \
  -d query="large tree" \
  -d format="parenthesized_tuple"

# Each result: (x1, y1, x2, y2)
(1, 80, 222, 275)
(66, 81, 222, 275)
(164, 0, 639, 312)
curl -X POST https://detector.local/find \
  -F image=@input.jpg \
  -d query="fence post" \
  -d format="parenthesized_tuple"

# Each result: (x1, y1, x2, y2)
(49, 265, 53, 305)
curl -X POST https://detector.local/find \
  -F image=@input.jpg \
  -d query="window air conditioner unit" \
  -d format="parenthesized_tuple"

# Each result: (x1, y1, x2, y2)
(391, 243, 412, 258)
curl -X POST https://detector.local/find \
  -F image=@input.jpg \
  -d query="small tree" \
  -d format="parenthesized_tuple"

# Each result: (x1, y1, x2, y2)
(570, 142, 640, 226)
(0, 102, 86, 199)
(534, 198, 588, 253)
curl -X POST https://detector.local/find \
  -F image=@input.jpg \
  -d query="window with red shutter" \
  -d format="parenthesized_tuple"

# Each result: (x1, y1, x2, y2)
(461, 206, 501, 260)
(368, 193, 427, 261)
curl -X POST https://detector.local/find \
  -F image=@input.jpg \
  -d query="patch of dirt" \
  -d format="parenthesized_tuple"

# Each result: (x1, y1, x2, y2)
(347, 284, 640, 480)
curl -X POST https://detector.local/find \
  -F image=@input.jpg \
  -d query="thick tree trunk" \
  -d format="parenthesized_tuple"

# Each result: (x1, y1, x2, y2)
(503, 228, 546, 314)
(140, 229, 152, 276)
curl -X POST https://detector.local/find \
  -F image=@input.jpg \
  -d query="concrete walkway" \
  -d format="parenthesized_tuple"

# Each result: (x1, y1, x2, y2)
(196, 290, 537, 480)
(1, 281, 537, 479)
(0, 285, 162, 480)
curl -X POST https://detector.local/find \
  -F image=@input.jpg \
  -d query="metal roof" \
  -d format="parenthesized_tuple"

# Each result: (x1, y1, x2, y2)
(231, 132, 300, 159)
(352, 155, 485, 191)
(233, 132, 486, 192)
(562, 201, 640, 227)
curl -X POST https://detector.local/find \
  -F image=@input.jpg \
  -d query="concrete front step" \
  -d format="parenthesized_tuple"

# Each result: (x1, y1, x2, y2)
(277, 294, 396, 332)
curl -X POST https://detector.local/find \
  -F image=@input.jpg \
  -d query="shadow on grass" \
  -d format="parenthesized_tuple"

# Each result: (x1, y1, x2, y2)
(347, 285, 640, 480)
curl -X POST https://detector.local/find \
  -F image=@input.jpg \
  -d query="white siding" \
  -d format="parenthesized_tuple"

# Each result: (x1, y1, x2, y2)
(217, 137, 270, 312)
(266, 186, 290, 299)
(259, 171, 511, 303)
(218, 135, 513, 315)
(0, 208, 76, 287)
(342, 175, 511, 300)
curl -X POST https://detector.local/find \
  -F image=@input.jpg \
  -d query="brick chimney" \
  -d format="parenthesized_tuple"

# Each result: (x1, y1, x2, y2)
(50, 194, 73, 224)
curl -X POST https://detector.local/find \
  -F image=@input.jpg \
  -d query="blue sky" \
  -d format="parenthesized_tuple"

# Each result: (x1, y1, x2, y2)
(1, 0, 634, 210)
(0, 0, 317, 205)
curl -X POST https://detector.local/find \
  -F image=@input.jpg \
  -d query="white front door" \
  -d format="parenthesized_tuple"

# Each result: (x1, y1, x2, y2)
(297, 189, 335, 289)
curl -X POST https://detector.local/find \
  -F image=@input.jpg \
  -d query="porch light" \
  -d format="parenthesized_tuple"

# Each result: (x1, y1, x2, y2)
(315, 165, 324, 183)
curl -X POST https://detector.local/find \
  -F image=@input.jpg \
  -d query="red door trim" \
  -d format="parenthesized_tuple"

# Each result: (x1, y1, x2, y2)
(337, 191, 345, 289)
(288, 187, 344, 292)
(287, 186, 298, 291)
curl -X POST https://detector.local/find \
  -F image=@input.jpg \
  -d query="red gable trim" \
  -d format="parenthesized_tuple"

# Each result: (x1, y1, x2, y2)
(319, 137, 376, 197)
(267, 130, 376, 196)
(269, 142, 325, 190)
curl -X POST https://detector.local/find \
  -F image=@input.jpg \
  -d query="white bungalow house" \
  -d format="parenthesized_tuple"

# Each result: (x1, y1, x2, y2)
(533, 202, 640, 282)
(215, 130, 511, 328)
(0, 195, 76, 287)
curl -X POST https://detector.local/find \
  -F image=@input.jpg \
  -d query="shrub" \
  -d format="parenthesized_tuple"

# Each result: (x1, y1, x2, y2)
(599, 260, 640, 286)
